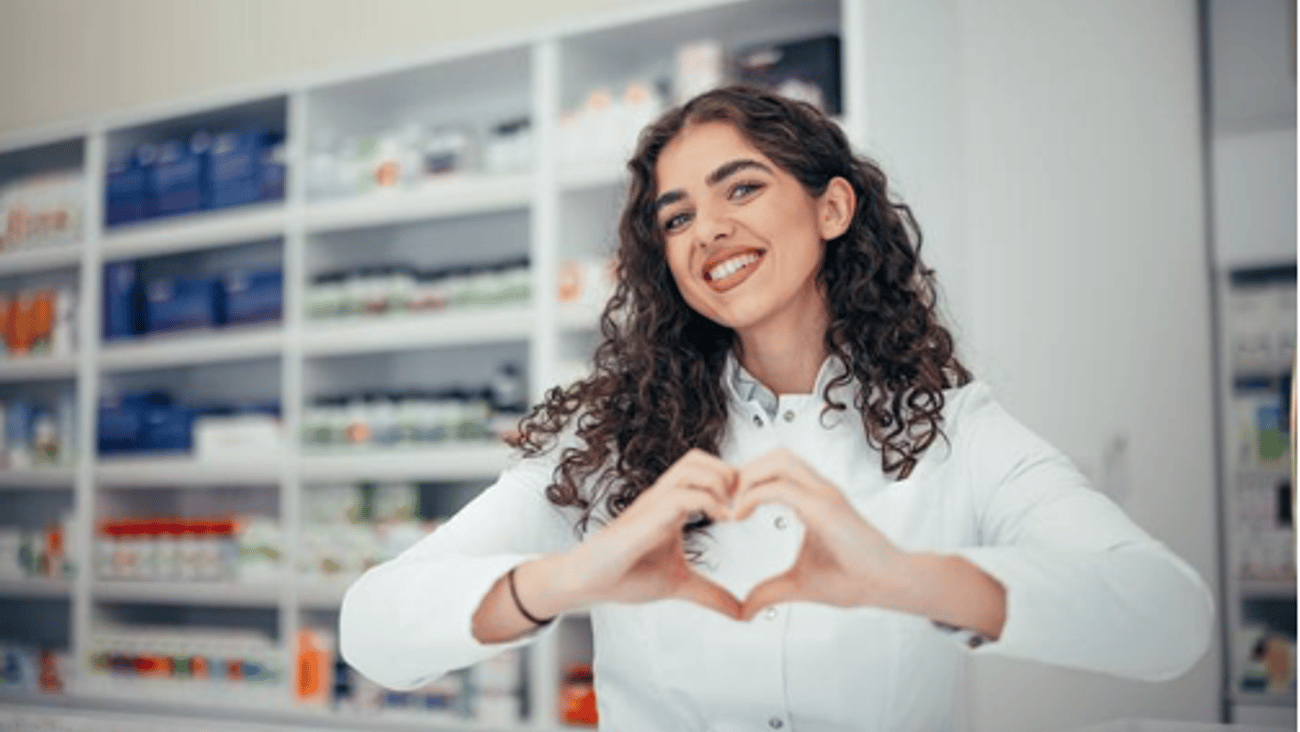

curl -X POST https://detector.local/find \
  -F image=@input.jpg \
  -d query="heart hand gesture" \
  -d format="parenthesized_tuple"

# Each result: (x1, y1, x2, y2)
(569, 448, 743, 618)
(731, 448, 908, 621)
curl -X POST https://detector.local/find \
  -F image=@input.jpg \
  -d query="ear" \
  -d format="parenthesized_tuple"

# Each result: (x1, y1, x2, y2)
(817, 176, 855, 241)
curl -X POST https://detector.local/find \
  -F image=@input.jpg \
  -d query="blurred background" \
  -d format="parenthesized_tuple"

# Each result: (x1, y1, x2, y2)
(0, 1, 1292, 731)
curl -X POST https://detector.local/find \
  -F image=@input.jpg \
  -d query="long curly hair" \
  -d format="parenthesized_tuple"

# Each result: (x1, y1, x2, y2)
(513, 86, 971, 534)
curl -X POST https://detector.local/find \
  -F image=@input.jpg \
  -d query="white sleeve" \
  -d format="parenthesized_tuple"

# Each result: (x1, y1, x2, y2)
(950, 392, 1215, 681)
(339, 453, 579, 690)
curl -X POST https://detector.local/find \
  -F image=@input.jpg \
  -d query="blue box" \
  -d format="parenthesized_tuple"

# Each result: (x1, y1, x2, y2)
(104, 156, 151, 227)
(150, 139, 205, 216)
(142, 404, 195, 451)
(98, 391, 174, 454)
(258, 139, 287, 203)
(221, 267, 282, 325)
(145, 276, 224, 334)
(103, 261, 146, 341)
(208, 129, 274, 210)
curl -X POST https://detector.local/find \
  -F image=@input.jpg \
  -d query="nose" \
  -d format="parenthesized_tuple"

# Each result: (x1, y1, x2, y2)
(693, 204, 734, 248)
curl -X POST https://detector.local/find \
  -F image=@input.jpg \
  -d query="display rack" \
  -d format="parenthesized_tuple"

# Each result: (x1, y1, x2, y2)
(0, 0, 858, 730)
(1212, 261, 1296, 728)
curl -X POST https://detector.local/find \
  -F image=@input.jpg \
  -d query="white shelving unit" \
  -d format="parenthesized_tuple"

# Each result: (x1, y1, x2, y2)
(0, 1, 860, 730)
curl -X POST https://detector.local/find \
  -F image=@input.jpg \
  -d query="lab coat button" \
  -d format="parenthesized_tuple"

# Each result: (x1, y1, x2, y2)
(769, 718, 784, 729)
(753, 414, 764, 427)
(783, 410, 795, 422)
(774, 516, 788, 530)
(765, 607, 778, 620)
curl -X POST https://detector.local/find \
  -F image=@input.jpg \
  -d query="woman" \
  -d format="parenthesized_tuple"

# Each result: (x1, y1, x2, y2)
(340, 86, 1213, 731)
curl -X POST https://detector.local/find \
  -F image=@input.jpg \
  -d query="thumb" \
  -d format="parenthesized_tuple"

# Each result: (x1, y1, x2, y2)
(740, 570, 802, 622)
(673, 573, 744, 620)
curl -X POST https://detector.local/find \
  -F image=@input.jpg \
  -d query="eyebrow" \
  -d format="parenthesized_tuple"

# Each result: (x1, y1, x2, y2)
(652, 158, 774, 213)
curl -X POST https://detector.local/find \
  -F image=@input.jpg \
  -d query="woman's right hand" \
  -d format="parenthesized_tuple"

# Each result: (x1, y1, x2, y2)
(560, 448, 742, 618)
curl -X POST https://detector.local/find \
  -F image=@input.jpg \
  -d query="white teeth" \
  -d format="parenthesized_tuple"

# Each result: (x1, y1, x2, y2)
(708, 253, 759, 282)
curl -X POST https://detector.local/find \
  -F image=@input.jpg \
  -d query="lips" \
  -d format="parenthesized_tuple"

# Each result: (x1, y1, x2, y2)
(703, 247, 765, 292)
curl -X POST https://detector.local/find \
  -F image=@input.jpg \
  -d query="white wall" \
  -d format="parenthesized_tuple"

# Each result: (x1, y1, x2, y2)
(860, 1, 1221, 730)
(0, 1, 1225, 730)
(960, 1, 1220, 729)
(0, 0, 675, 136)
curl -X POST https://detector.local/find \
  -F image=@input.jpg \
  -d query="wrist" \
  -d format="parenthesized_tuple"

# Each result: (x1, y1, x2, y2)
(514, 551, 592, 620)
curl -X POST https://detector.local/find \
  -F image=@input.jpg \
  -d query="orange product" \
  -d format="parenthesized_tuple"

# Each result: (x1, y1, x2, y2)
(560, 663, 598, 726)
(296, 627, 328, 703)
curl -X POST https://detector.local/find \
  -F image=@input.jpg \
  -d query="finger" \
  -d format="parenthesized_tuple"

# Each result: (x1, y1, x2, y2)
(667, 482, 733, 524)
(673, 572, 743, 620)
(739, 570, 803, 621)
(677, 450, 740, 499)
(668, 463, 737, 508)
(731, 478, 821, 523)
(737, 448, 830, 499)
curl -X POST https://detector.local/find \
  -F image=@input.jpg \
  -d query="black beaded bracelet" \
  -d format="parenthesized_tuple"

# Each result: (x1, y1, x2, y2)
(507, 566, 554, 626)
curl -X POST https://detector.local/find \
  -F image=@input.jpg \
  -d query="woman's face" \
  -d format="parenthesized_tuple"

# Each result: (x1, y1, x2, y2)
(653, 121, 849, 340)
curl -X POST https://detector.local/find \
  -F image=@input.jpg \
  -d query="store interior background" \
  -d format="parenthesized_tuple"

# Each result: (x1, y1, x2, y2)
(0, 1, 1293, 731)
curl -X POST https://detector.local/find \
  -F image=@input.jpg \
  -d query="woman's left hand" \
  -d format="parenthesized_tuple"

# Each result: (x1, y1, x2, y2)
(732, 448, 910, 621)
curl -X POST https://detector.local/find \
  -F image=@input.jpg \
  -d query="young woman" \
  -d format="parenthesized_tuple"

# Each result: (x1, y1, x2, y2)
(340, 86, 1213, 731)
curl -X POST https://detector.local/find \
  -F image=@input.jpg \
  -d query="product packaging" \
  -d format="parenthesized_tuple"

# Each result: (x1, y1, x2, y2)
(736, 34, 843, 115)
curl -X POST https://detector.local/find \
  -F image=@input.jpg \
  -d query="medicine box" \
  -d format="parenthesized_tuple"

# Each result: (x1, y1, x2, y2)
(145, 275, 224, 334)
(103, 261, 145, 341)
(208, 129, 278, 210)
(104, 156, 151, 226)
(150, 139, 205, 217)
(736, 35, 842, 115)
(141, 404, 196, 452)
(221, 267, 283, 325)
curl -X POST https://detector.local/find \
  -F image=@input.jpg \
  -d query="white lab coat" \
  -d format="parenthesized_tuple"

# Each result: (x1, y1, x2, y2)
(340, 356, 1214, 731)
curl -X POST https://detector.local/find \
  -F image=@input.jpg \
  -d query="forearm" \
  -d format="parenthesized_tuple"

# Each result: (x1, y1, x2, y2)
(880, 552, 1007, 641)
(472, 551, 591, 644)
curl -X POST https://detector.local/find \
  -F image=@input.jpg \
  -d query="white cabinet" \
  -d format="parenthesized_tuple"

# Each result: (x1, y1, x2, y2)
(0, 0, 856, 729)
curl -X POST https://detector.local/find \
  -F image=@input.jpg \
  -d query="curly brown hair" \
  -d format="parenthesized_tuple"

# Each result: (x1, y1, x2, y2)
(513, 85, 972, 534)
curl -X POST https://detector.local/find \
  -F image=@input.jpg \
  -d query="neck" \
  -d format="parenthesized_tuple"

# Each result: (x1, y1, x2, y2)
(735, 304, 831, 395)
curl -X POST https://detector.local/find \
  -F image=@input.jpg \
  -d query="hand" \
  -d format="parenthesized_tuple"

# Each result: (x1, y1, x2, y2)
(732, 448, 908, 621)
(566, 448, 743, 618)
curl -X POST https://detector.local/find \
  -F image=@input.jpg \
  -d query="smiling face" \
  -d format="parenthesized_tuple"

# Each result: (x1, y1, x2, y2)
(654, 122, 851, 346)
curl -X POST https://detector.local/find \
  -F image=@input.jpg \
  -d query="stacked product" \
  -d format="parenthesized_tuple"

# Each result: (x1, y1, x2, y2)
(305, 115, 531, 201)
(298, 482, 433, 585)
(0, 643, 68, 696)
(305, 257, 530, 320)
(104, 128, 286, 227)
(0, 286, 77, 360)
(0, 518, 74, 581)
(301, 363, 526, 451)
(94, 515, 281, 584)
(0, 391, 77, 469)
(97, 391, 279, 457)
(560, 33, 841, 167)
(103, 261, 283, 341)
(0, 171, 83, 254)
(85, 625, 283, 706)
(297, 624, 522, 722)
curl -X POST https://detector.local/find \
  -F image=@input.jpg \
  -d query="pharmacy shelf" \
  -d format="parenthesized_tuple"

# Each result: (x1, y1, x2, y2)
(0, 244, 83, 276)
(294, 580, 351, 609)
(556, 302, 604, 332)
(1230, 688, 1298, 708)
(0, 578, 71, 598)
(0, 356, 78, 382)
(92, 580, 282, 607)
(95, 454, 283, 487)
(99, 325, 284, 371)
(299, 442, 514, 482)
(302, 174, 532, 234)
(300, 308, 534, 357)
(1239, 578, 1297, 600)
(0, 466, 77, 488)
(100, 203, 287, 261)
(557, 160, 626, 193)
